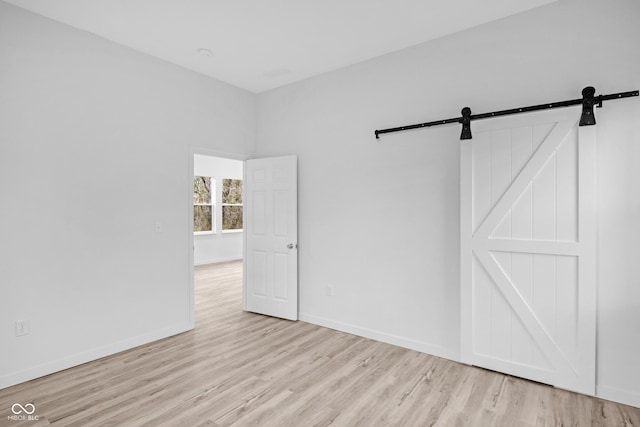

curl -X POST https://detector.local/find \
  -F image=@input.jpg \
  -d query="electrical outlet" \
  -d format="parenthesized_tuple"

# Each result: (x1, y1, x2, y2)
(15, 320, 29, 337)
(326, 285, 334, 297)
(154, 222, 162, 233)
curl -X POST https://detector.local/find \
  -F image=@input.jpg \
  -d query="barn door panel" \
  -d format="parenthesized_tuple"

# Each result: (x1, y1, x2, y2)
(460, 107, 596, 395)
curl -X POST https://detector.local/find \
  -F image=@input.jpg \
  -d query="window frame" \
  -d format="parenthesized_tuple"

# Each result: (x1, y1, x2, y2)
(194, 176, 215, 235)
(221, 178, 243, 232)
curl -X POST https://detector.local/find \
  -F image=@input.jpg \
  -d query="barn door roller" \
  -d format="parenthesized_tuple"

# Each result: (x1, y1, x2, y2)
(374, 86, 638, 141)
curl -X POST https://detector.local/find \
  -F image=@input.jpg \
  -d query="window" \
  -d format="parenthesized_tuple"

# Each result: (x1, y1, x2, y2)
(222, 179, 243, 231)
(194, 176, 213, 233)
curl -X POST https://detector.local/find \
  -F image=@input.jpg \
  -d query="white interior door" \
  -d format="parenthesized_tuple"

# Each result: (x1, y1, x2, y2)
(244, 155, 298, 320)
(460, 107, 596, 395)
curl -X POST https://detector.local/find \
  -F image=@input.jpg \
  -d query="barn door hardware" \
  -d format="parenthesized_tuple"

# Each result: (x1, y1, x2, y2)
(374, 86, 638, 141)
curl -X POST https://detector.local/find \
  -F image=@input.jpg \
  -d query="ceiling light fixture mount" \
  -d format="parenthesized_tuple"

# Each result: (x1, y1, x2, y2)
(196, 48, 213, 58)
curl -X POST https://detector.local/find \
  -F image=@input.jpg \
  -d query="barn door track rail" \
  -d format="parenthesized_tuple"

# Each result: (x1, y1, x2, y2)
(374, 86, 638, 141)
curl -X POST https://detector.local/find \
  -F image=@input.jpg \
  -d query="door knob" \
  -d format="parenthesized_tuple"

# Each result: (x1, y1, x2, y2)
(287, 243, 297, 249)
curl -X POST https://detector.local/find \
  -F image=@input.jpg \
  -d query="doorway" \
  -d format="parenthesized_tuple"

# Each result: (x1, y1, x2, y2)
(188, 150, 299, 328)
(193, 154, 244, 265)
(189, 149, 247, 328)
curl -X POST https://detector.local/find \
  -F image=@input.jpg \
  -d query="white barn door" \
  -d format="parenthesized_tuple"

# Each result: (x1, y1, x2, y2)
(460, 107, 596, 395)
(244, 155, 298, 321)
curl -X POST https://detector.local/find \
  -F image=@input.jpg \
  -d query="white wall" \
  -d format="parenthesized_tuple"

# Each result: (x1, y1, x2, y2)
(0, 2, 254, 388)
(256, 0, 640, 407)
(2, 0, 638, 409)
(193, 155, 243, 265)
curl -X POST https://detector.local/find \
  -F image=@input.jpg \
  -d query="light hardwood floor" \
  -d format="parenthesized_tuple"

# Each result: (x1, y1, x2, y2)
(1, 261, 638, 426)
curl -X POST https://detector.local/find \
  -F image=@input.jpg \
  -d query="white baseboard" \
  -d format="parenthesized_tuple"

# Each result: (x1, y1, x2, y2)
(0, 322, 193, 390)
(5, 312, 636, 410)
(194, 256, 242, 266)
(597, 385, 640, 408)
(298, 312, 455, 362)
(299, 313, 640, 409)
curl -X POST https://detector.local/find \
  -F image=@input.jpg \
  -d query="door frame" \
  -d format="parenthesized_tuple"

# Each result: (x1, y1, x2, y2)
(188, 146, 248, 329)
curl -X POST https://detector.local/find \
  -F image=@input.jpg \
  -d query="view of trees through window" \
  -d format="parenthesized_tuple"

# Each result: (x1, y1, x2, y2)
(222, 179, 243, 230)
(193, 177, 242, 233)
(194, 176, 212, 232)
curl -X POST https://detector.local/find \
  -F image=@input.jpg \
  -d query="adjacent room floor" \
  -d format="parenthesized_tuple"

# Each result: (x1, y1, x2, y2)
(1, 261, 638, 426)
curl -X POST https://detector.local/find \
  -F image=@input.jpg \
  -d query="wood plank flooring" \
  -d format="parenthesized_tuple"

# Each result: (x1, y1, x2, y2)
(1, 260, 638, 426)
